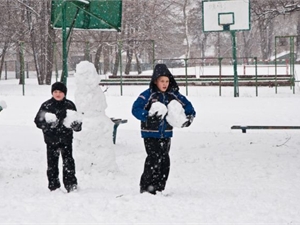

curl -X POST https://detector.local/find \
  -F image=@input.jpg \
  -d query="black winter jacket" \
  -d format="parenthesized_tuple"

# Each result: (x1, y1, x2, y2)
(34, 97, 81, 145)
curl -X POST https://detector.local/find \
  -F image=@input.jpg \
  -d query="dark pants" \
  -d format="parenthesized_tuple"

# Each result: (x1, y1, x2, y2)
(140, 138, 171, 192)
(46, 143, 77, 190)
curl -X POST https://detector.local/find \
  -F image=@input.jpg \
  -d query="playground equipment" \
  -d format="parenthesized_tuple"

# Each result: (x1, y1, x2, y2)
(202, 0, 251, 97)
(274, 35, 298, 94)
(51, 0, 122, 85)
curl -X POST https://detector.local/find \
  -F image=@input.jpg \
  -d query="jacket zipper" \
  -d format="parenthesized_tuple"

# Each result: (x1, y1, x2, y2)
(160, 93, 165, 138)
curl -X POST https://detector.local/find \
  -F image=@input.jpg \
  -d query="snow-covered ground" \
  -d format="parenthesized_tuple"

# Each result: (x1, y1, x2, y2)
(1, 65, 300, 224)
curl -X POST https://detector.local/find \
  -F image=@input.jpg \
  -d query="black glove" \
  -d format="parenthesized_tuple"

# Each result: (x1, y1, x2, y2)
(181, 115, 194, 128)
(148, 112, 162, 123)
(49, 119, 59, 128)
(70, 121, 82, 132)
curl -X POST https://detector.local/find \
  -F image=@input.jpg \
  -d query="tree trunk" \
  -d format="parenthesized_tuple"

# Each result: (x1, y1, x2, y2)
(258, 19, 274, 60)
(46, 0, 55, 85)
(125, 49, 133, 75)
(297, 13, 300, 60)
(135, 51, 142, 74)
(183, 0, 190, 58)
(112, 47, 119, 76)
(18, 42, 25, 85)
(0, 42, 9, 79)
(103, 45, 110, 74)
(40, 0, 46, 84)
(94, 45, 103, 74)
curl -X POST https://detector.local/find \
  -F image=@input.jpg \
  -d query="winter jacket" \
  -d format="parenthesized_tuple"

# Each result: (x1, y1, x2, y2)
(132, 64, 196, 138)
(34, 97, 81, 145)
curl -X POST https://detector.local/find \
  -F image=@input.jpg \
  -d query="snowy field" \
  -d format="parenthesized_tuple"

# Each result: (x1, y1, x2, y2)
(1, 65, 300, 224)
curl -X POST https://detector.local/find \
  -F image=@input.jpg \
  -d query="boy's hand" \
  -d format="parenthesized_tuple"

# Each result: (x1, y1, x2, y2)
(45, 112, 58, 128)
(149, 102, 167, 118)
(49, 120, 59, 128)
(181, 115, 194, 128)
(148, 112, 162, 122)
(70, 121, 82, 131)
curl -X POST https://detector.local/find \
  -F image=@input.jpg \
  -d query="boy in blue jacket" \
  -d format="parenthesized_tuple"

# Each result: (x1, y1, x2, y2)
(132, 64, 196, 195)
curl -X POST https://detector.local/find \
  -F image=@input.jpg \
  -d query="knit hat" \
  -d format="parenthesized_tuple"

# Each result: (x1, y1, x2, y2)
(51, 82, 67, 95)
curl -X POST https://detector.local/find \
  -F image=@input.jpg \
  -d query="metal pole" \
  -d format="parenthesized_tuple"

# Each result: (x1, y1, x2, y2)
(184, 58, 188, 96)
(61, 1, 68, 86)
(118, 40, 123, 96)
(54, 42, 59, 82)
(218, 57, 222, 96)
(231, 31, 239, 97)
(254, 57, 258, 97)
(275, 37, 278, 94)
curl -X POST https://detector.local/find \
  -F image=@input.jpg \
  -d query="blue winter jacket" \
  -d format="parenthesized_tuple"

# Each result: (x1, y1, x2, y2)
(132, 64, 196, 138)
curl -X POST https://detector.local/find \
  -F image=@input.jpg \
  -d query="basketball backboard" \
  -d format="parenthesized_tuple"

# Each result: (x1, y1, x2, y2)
(51, 0, 122, 31)
(202, 0, 250, 32)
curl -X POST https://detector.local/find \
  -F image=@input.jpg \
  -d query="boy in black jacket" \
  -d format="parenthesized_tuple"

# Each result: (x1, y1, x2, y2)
(34, 82, 82, 193)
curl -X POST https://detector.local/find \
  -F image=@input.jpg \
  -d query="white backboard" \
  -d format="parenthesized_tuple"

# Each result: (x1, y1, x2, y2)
(202, 0, 250, 32)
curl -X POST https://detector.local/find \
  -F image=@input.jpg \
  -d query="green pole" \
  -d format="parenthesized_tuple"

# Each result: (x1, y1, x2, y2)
(54, 42, 59, 82)
(254, 57, 258, 97)
(118, 40, 123, 96)
(184, 58, 188, 96)
(61, 1, 68, 86)
(231, 31, 239, 97)
(275, 37, 278, 94)
(218, 57, 222, 96)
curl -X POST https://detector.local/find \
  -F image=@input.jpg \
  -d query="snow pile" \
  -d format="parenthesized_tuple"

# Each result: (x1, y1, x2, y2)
(149, 101, 168, 117)
(0, 100, 7, 109)
(63, 109, 82, 128)
(166, 100, 187, 128)
(44, 112, 57, 123)
(74, 61, 116, 173)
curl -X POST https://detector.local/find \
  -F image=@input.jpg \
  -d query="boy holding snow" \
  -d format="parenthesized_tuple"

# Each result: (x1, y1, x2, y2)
(34, 82, 82, 193)
(132, 64, 196, 195)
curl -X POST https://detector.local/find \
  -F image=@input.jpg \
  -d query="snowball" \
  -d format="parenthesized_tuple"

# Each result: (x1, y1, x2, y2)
(0, 100, 7, 109)
(45, 112, 57, 123)
(166, 100, 187, 128)
(149, 102, 168, 117)
(63, 110, 82, 128)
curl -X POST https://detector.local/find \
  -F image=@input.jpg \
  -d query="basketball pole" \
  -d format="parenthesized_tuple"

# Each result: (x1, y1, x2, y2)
(62, 2, 68, 85)
(231, 30, 239, 97)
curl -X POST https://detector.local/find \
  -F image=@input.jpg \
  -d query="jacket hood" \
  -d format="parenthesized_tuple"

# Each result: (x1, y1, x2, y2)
(150, 64, 179, 92)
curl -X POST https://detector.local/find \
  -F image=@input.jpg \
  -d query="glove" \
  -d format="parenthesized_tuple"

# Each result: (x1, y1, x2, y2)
(70, 121, 82, 131)
(147, 112, 162, 123)
(49, 119, 59, 128)
(181, 115, 194, 128)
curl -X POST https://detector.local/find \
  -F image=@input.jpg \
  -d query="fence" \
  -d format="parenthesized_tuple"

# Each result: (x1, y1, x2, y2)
(99, 57, 297, 96)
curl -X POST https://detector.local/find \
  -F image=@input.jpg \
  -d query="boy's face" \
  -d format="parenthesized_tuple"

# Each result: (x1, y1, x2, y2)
(155, 76, 169, 92)
(52, 90, 65, 101)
